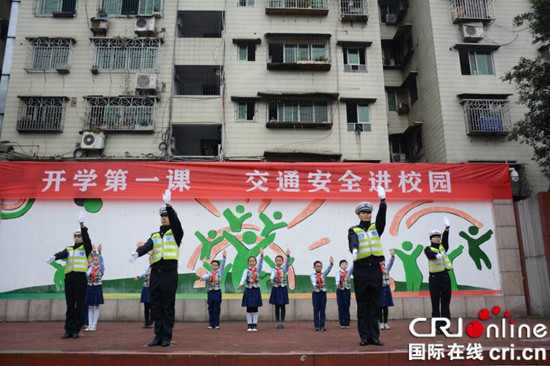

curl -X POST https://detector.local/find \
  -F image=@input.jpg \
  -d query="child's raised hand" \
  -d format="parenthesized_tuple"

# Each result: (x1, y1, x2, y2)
(329, 256, 334, 265)
(98, 244, 102, 254)
(237, 284, 243, 290)
(390, 249, 395, 257)
(260, 248, 264, 256)
(134, 276, 139, 281)
(285, 248, 291, 256)
(92, 244, 97, 252)
(222, 250, 227, 257)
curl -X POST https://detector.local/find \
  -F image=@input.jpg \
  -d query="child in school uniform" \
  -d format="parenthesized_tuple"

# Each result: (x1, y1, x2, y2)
(135, 255, 153, 328)
(335, 259, 354, 329)
(85, 244, 105, 331)
(238, 248, 264, 332)
(200, 250, 227, 329)
(379, 249, 395, 330)
(310, 256, 333, 331)
(269, 249, 291, 329)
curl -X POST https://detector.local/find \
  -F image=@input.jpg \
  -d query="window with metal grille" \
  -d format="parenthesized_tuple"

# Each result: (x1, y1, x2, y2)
(340, 0, 367, 15)
(84, 96, 156, 131)
(17, 97, 67, 132)
(462, 99, 510, 134)
(236, 101, 256, 122)
(177, 11, 224, 38)
(268, 0, 327, 9)
(459, 49, 495, 75)
(99, 0, 163, 16)
(25, 38, 74, 72)
(91, 38, 160, 71)
(346, 102, 371, 131)
(174, 66, 222, 96)
(269, 43, 327, 63)
(343, 48, 366, 71)
(268, 100, 329, 123)
(238, 0, 255, 6)
(33, 0, 77, 16)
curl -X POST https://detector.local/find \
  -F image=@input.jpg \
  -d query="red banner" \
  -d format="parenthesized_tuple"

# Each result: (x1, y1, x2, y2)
(0, 162, 512, 200)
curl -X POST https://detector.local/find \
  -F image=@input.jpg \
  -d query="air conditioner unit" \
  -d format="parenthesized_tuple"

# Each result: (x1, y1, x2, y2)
(385, 14, 397, 24)
(383, 58, 396, 67)
(397, 102, 410, 113)
(135, 16, 156, 36)
(354, 123, 364, 132)
(90, 18, 109, 36)
(391, 153, 407, 162)
(462, 23, 484, 42)
(81, 131, 105, 150)
(135, 73, 157, 92)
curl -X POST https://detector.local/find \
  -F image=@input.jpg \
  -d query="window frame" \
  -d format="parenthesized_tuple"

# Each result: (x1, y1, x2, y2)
(346, 102, 371, 131)
(236, 101, 256, 122)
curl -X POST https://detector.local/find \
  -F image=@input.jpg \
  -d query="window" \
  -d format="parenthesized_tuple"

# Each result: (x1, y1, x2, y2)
(387, 91, 397, 111)
(84, 96, 156, 131)
(269, 43, 327, 63)
(408, 78, 418, 104)
(340, 0, 366, 15)
(26, 38, 73, 71)
(34, 0, 77, 16)
(343, 48, 366, 71)
(174, 66, 222, 96)
(346, 102, 371, 131)
(459, 49, 495, 75)
(17, 97, 67, 132)
(268, 100, 329, 123)
(99, 0, 163, 16)
(177, 11, 224, 38)
(462, 99, 510, 134)
(236, 101, 255, 121)
(92, 38, 160, 71)
(238, 44, 256, 61)
(238, 0, 255, 6)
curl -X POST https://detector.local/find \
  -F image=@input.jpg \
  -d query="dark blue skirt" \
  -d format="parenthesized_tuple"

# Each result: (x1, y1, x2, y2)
(242, 287, 263, 307)
(85, 285, 104, 306)
(379, 286, 394, 307)
(140, 286, 151, 303)
(269, 286, 289, 305)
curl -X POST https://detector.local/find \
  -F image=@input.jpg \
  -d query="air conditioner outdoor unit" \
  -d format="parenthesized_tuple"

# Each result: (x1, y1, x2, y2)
(385, 14, 397, 24)
(383, 58, 396, 67)
(462, 23, 484, 42)
(90, 18, 109, 36)
(81, 131, 105, 150)
(397, 102, 410, 113)
(135, 73, 157, 91)
(391, 153, 407, 162)
(354, 123, 364, 132)
(135, 17, 156, 36)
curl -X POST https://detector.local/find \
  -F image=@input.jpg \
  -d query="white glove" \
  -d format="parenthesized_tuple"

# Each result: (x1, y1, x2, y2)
(46, 256, 56, 264)
(162, 189, 171, 205)
(436, 253, 443, 260)
(377, 185, 386, 200)
(443, 216, 450, 228)
(129, 251, 139, 263)
(77, 211, 85, 223)
(352, 249, 358, 260)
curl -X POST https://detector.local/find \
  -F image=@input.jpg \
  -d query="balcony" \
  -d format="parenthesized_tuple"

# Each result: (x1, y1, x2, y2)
(462, 99, 511, 135)
(266, 0, 328, 16)
(382, 24, 413, 69)
(24, 38, 75, 74)
(17, 97, 67, 132)
(266, 33, 331, 71)
(84, 96, 156, 132)
(99, 0, 164, 17)
(340, 0, 369, 22)
(379, 0, 408, 24)
(450, 0, 495, 24)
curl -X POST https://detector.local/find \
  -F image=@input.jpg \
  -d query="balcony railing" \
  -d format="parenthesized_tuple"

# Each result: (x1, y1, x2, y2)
(99, 0, 164, 17)
(91, 38, 161, 72)
(463, 99, 511, 135)
(266, 0, 328, 15)
(340, 0, 368, 22)
(450, 0, 495, 24)
(17, 97, 66, 132)
(266, 34, 332, 71)
(33, 0, 77, 17)
(84, 97, 156, 131)
(266, 99, 332, 129)
(25, 38, 74, 73)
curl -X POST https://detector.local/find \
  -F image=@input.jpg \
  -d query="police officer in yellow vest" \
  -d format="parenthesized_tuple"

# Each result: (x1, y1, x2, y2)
(46, 211, 92, 339)
(129, 190, 183, 347)
(348, 186, 386, 346)
(424, 216, 452, 334)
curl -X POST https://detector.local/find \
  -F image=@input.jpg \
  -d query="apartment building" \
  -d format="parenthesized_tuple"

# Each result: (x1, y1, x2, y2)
(0, 0, 547, 193)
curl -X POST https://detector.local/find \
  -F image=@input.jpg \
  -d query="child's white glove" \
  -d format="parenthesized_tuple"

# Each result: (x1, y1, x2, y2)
(443, 216, 450, 228)
(129, 251, 139, 263)
(162, 189, 171, 205)
(77, 211, 85, 223)
(46, 256, 56, 264)
(436, 253, 443, 260)
(352, 249, 358, 260)
(377, 185, 386, 200)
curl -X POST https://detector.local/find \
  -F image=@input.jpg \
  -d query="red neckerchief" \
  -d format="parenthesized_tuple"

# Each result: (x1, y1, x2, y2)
(91, 265, 100, 282)
(211, 270, 217, 283)
(276, 266, 283, 282)
(340, 270, 347, 285)
(249, 267, 257, 283)
(316, 272, 323, 285)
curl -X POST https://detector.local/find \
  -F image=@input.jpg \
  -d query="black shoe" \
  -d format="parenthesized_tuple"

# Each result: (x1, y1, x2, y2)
(61, 332, 72, 339)
(72, 332, 79, 339)
(314, 327, 320, 331)
(148, 339, 162, 347)
(368, 338, 383, 346)
(322, 327, 327, 331)
(360, 339, 368, 346)
(161, 340, 171, 347)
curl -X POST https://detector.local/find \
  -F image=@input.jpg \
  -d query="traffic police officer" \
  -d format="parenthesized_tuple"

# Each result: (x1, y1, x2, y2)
(47, 211, 92, 339)
(130, 190, 183, 347)
(424, 217, 452, 334)
(348, 186, 386, 346)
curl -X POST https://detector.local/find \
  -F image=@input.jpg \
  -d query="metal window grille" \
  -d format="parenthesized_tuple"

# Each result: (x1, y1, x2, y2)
(25, 38, 73, 72)
(463, 99, 511, 135)
(267, 0, 327, 10)
(91, 38, 160, 72)
(267, 99, 330, 124)
(33, 0, 77, 16)
(17, 97, 66, 132)
(450, 0, 495, 23)
(340, 0, 368, 16)
(267, 35, 331, 64)
(99, 0, 164, 16)
(174, 66, 223, 96)
(84, 96, 156, 131)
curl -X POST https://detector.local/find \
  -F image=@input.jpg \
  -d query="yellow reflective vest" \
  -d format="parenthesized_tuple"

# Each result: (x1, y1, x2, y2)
(150, 229, 179, 264)
(64, 245, 88, 274)
(353, 224, 384, 260)
(428, 244, 453, 273)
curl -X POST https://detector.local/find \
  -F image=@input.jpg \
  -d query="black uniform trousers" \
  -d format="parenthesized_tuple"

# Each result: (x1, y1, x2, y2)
(64, 272, 87, 334)
(150, 269, 178, 342)
(353, 259, 382, 341)
(428, 270, 452, 330)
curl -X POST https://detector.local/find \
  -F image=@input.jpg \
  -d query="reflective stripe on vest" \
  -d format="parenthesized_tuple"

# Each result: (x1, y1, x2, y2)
(65, 245, 88, 274)
(150, 229, 179, 264)
(428, 245, 453, 273)
(353, 224, 384, 260)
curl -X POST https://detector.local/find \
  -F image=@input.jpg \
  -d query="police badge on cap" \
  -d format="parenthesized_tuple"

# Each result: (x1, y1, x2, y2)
(159, 206, 168, 216)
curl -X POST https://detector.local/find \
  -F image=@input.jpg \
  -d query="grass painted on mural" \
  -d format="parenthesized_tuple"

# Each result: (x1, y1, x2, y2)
(0, 273, 489, 299)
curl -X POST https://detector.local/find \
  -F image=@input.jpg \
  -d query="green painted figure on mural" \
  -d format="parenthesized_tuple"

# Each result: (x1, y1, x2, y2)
(195, 230, 224, 260)
(223, 205, 252, 232)
(447, 245, 464, 291)
(459, 226, 494, 270)
(50, 262, 65, 292)
(393, 241, 424, 291)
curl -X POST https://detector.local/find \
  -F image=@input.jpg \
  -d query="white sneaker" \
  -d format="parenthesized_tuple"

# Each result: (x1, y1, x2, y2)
(84, 326, 91, 332)
(379, 323, 384, 330)
(90, 325, 96, 331)
(207, 326, 212, 329)
(384, 323, 390, 330)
